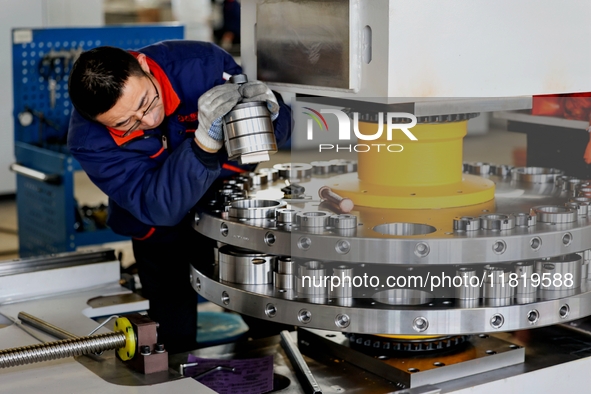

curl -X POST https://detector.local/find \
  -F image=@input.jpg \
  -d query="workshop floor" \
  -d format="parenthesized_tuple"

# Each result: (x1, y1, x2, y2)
(0, 120, 526, 263)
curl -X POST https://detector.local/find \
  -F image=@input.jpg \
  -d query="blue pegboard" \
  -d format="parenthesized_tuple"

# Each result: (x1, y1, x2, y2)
(12, 25, 184, 257)
(13, 25, 184, 149)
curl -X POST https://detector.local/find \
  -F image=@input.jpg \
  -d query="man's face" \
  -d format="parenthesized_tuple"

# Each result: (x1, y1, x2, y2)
(95, 74, 165, 134)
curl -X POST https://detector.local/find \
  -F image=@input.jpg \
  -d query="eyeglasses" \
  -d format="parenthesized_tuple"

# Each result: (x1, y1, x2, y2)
(123, 74, 159, 136)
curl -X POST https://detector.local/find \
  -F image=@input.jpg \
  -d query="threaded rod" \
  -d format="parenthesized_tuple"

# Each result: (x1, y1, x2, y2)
(0, 332, 126, 368)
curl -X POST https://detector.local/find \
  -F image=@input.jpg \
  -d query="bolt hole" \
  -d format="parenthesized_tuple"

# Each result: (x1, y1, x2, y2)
(486, 350, 497, 355)
(493, 240, 506, 255)
(433, 362, 445, 367)
(220, 223, 229, 237)
(563, 233, 573, 246)
(527, 309, 539, 324)
(509, 345, 519, 349)
(195, 277, 201, 291)
(414, 243, 430, 257)
(479, 334, 489, 338)
(490, 314, 504, 329)
(408, 368, 420, 373)
(560, 304, 570, 318)
(298, 309, 312, 324)
(265, 303, 277, 318)
(264, 232, 276, 246)
(326, 334, 336, 338)
(335, 240, 351, 254)
(413, 317, 429, 332)
(377, 355, 390, 360)
(335, 314, 350, 328)
(530, 237, 542, 251)
(221, 291, 230, 305)
(298, 237, 311, 250)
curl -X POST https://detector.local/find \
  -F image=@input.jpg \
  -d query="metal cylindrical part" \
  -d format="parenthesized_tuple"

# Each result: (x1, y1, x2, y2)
(318, 186, 354, 213)
(556, 175, 573, 190)
(514, 262, 535, 294)
(249, 172, 268, 186)
(565, 202, 588, 217)
(228, 199, 285, 219)
(511, 167, 563, 183)
(0, 332, 126, 369)
(454, 268, 481, 300)
(18, 312, 77, 340)
(513, 213, 537, 227)
(274, 272, 294, 290)
(491, 164, 513, 177)
(274, 257, 296, 290)
(223, 101, 277, 162)
(530, 205, 578, 223)
(276, 209, 298, 224)
(311, 161, 332, 175)
(568, 178, 582, 191)
(273, 163, 312, 180)
(328, 159, 357, 174)
(257, 168, 279, 182)
(469, 162, 492, 176)
(296, 261, 328, 303)
(329, 214, 358, 229)
(583, 250, 591, 279)
(539, 254, 582, 291)
(577, 187, 591, 198)
(218, 246, 275, 284)
(453, 216, 480, 231)
(296, 211, 330, 228)
(483, 265, 513, 304)
(330, 265, 353, 305)
(276, 257, 296, 275)
(480, 214, 516, 231)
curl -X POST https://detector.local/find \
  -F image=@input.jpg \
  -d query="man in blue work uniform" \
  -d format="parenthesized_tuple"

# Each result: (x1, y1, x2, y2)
(67, 40, 291, 353)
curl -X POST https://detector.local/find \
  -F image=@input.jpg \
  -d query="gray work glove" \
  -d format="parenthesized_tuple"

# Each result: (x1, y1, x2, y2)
(195, 83, 242, 152)
(239, 81, 280, 121)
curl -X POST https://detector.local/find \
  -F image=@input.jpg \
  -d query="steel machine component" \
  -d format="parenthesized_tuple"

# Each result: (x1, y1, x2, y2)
(222, 74, 278, 164)
(0, 312, 168, 374)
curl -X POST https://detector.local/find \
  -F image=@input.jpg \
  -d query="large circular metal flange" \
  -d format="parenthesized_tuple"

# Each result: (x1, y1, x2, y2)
(191, 265, 591, 335)
(194, 211, 591, 265)
(195, 168, 591, 264)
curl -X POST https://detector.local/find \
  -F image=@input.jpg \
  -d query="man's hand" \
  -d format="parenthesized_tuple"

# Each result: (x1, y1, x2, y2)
(195, 83, 242, 153)
(239, 81, 280, 121)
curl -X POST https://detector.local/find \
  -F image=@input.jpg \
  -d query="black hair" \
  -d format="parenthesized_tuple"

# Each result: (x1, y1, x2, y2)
(68, 46, 145, 121)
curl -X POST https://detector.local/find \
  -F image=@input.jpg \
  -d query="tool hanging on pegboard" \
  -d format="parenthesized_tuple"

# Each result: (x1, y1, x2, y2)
(38, 49, 82, 109)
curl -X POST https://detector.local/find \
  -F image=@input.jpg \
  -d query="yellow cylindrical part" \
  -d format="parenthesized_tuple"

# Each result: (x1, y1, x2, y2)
(329, 119, 495, 209)
(357, 121, 466, 187)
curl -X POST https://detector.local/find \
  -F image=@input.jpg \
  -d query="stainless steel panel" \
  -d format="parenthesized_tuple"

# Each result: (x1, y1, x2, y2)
(256, 0, 351, 88)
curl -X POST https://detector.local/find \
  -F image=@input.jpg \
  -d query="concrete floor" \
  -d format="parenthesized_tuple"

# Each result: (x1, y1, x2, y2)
(0, 121, 526, 263)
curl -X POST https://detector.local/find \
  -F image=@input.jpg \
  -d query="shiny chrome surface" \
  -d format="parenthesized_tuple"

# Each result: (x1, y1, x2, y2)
(191, 264, 591, 335)
(0, 332, 126, 368)
(194, 174, 591, 264)
(218, 245, 275, 285)
(223, 101, 277, 164)
(256, 0, 351, 89)
(192, 163, 591, 335)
